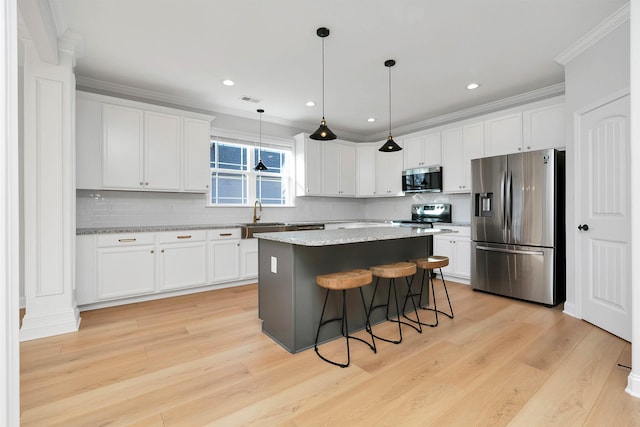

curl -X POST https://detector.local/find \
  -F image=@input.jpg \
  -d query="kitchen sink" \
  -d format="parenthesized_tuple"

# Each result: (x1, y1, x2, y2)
(241, 222, 324, 238)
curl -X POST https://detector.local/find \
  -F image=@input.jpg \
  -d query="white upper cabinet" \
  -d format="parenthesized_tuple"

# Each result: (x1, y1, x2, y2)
(336, 142, 356, 196)
(76, 91, 214, 193)
(403, 131, 442, 169)
(523, 102, 565, 151)
(294, 133, 322, 196)
(356, 143, 377, 197)
(484, 112, 523, 157)
(143, 111, 182, 191)
(375, 144, 404, 196)
(442, 121, 484, 193)
(484, 97, 565, 156)
(183, 118, 212, 192)
(102, 104, 145, 189)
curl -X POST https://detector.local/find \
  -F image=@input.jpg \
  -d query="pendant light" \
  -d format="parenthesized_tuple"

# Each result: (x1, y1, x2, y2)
(378, 59, 402, 152)
(309, 27, 337, 141)
(254, 109, 267, 171)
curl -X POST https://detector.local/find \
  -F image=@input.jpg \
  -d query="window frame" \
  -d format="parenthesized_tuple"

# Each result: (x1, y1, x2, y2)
(208, 131, 295, 207)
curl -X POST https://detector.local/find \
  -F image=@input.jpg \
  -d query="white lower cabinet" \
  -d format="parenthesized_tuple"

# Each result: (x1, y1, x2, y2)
(77, 228, 249, 307)
(208, 229, 241, 283)
(158, 231, 207, 291)
(433, 226, 471, 282)
(94, 233, 156, 301)
(240, 238, 259, 279)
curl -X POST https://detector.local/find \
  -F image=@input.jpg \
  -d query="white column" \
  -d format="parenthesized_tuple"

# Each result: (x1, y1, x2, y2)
(1, 0, 21, 422)
(19, 40, 80, 341)
(626, 0, 640, 398)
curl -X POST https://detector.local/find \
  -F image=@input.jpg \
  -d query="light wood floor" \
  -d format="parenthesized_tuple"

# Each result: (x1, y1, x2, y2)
(20, 281, 640, 426)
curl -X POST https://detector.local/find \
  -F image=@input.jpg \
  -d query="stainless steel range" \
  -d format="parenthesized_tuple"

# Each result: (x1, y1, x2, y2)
(394, 203, 452, 225)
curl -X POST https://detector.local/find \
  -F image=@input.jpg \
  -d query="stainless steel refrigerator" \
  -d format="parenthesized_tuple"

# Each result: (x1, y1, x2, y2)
(470, 149, 565, 306)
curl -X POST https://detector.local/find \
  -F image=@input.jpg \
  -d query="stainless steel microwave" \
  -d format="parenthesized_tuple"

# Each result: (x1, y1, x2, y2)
(402, 166, 442, 193)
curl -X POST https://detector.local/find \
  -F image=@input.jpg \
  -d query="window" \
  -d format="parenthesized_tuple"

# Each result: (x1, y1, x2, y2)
(210, 138, 293, 206)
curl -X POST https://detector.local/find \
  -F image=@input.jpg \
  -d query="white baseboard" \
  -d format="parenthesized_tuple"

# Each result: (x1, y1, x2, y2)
(562, 301, 578, 318)
(20, 308, 81, 341)
(626, 372, 640, 398)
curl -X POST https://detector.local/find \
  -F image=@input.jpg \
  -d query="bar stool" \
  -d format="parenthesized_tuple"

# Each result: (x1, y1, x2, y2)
(314, 269, 377, 368)
(367, 261, 421, 344)
(405, 256, 454, 327)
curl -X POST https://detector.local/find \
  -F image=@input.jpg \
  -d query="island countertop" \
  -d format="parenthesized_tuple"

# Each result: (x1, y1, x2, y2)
(254, 225, 455, 246)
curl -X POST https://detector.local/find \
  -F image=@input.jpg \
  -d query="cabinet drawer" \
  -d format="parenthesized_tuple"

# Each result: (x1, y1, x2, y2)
(96, 233, 155, 247)
(207, 228, 241, 240)
(157, 230, 207, 243)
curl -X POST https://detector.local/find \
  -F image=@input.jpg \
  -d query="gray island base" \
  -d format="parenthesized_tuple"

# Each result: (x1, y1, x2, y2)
(256, 227, 454, 353)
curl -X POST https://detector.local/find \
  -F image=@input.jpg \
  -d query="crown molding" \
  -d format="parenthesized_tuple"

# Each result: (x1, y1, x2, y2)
(555, 2, 630, 65)
(367, 82, 565, 141)
(75, 75, 345, 136)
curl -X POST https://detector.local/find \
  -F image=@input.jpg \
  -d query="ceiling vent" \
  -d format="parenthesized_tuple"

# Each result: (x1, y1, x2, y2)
(240, 95, 261, 103)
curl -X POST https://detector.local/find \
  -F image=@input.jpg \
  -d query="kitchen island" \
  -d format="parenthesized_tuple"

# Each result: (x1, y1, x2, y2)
(256, 226, 454, 353)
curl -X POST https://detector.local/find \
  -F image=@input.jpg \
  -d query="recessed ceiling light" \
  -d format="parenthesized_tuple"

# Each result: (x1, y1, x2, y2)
(222, 79, 235, 86)
(466, 82, 480, 90)
(367, 117, 376, 122)
(306, 101, 316, 107)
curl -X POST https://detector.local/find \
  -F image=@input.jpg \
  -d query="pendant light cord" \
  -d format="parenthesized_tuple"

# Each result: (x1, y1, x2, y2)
(388, 64, 392, 137)
(321, 37, 326, 119)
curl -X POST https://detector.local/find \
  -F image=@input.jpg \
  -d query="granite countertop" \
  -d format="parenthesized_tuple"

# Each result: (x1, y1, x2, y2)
(76, 220, 469, 235)
(255, 225, 456, 247)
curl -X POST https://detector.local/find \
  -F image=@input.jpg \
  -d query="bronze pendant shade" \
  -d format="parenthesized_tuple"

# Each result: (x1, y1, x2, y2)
(310, 27, 337, 141)
(378, 59, 402, 152)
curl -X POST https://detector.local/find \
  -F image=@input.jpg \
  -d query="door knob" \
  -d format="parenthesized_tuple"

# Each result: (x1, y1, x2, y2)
(578, 224, 589, 231)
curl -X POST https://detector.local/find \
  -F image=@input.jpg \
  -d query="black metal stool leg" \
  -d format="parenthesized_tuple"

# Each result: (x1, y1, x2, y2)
(315, 288, 377, 368)
(368, 276, 422, 344)
(402, 268, 438, 327)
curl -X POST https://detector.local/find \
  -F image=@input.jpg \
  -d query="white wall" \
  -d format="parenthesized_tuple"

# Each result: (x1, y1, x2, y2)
(563, 21, 630, 311)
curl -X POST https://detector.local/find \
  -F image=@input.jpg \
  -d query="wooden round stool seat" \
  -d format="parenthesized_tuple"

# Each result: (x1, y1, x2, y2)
(370, 262, 416, 279)
(413, 256, 449, 270)
(316, 269, 373, 290)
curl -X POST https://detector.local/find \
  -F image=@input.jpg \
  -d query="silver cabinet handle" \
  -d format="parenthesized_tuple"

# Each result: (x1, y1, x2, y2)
(219, 233, 232, 237)
(177, 235, 192, 239)
(118, 238, 136, 243)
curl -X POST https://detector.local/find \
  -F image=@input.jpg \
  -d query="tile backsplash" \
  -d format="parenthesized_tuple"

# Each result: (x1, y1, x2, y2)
(76, 190, 471, 228)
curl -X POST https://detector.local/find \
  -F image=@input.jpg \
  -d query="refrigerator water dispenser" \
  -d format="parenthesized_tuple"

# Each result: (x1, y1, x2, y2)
(474, 193, 493, 217)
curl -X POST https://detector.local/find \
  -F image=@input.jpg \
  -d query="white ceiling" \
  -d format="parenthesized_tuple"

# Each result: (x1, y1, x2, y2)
(51, 0, 626, 141)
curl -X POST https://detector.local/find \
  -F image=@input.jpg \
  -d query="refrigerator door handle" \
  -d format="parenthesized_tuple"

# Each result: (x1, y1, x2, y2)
(476, 245, 544, 256)
(500, 172, 506, 232)
(506, 172, 513, 231)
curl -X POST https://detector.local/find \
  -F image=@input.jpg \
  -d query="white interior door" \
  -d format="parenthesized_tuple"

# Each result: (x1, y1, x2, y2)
(578, 94, 631, 341)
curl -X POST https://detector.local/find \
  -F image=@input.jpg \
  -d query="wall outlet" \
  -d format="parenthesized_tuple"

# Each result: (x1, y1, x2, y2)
(270, 256, 277, 273)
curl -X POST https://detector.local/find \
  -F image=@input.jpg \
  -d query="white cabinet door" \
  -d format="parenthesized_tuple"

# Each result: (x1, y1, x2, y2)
(444, 122, 484, 193)
(403, 132, 441, 169)
(76, 96, 103, 190)
(356, 144, 376, 196)
(209, 240, 241, 283)
(183, 118, 211, 192)
(159, 242, 207, 290)
(484, 112, 523, 157)
(462, 122, 485, 190)
(295, 134, 322, 196)
(454, 238, 471, 279)
(523, 103, 565, 151)
(240, 238, 259, 279)
(338, 143, 356, 196)
(375, 147, 403, 196)
(442, 128, 464, 193)
(144, 111, 182, 191)
(322, 141, 340, 196)
(96, 245, 156, 300)
(102, 104, 144, 189)
(434, 227, 471, 280)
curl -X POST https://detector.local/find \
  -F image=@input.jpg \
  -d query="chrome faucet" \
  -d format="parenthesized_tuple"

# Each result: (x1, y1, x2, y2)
(253, 199, 262, 223)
